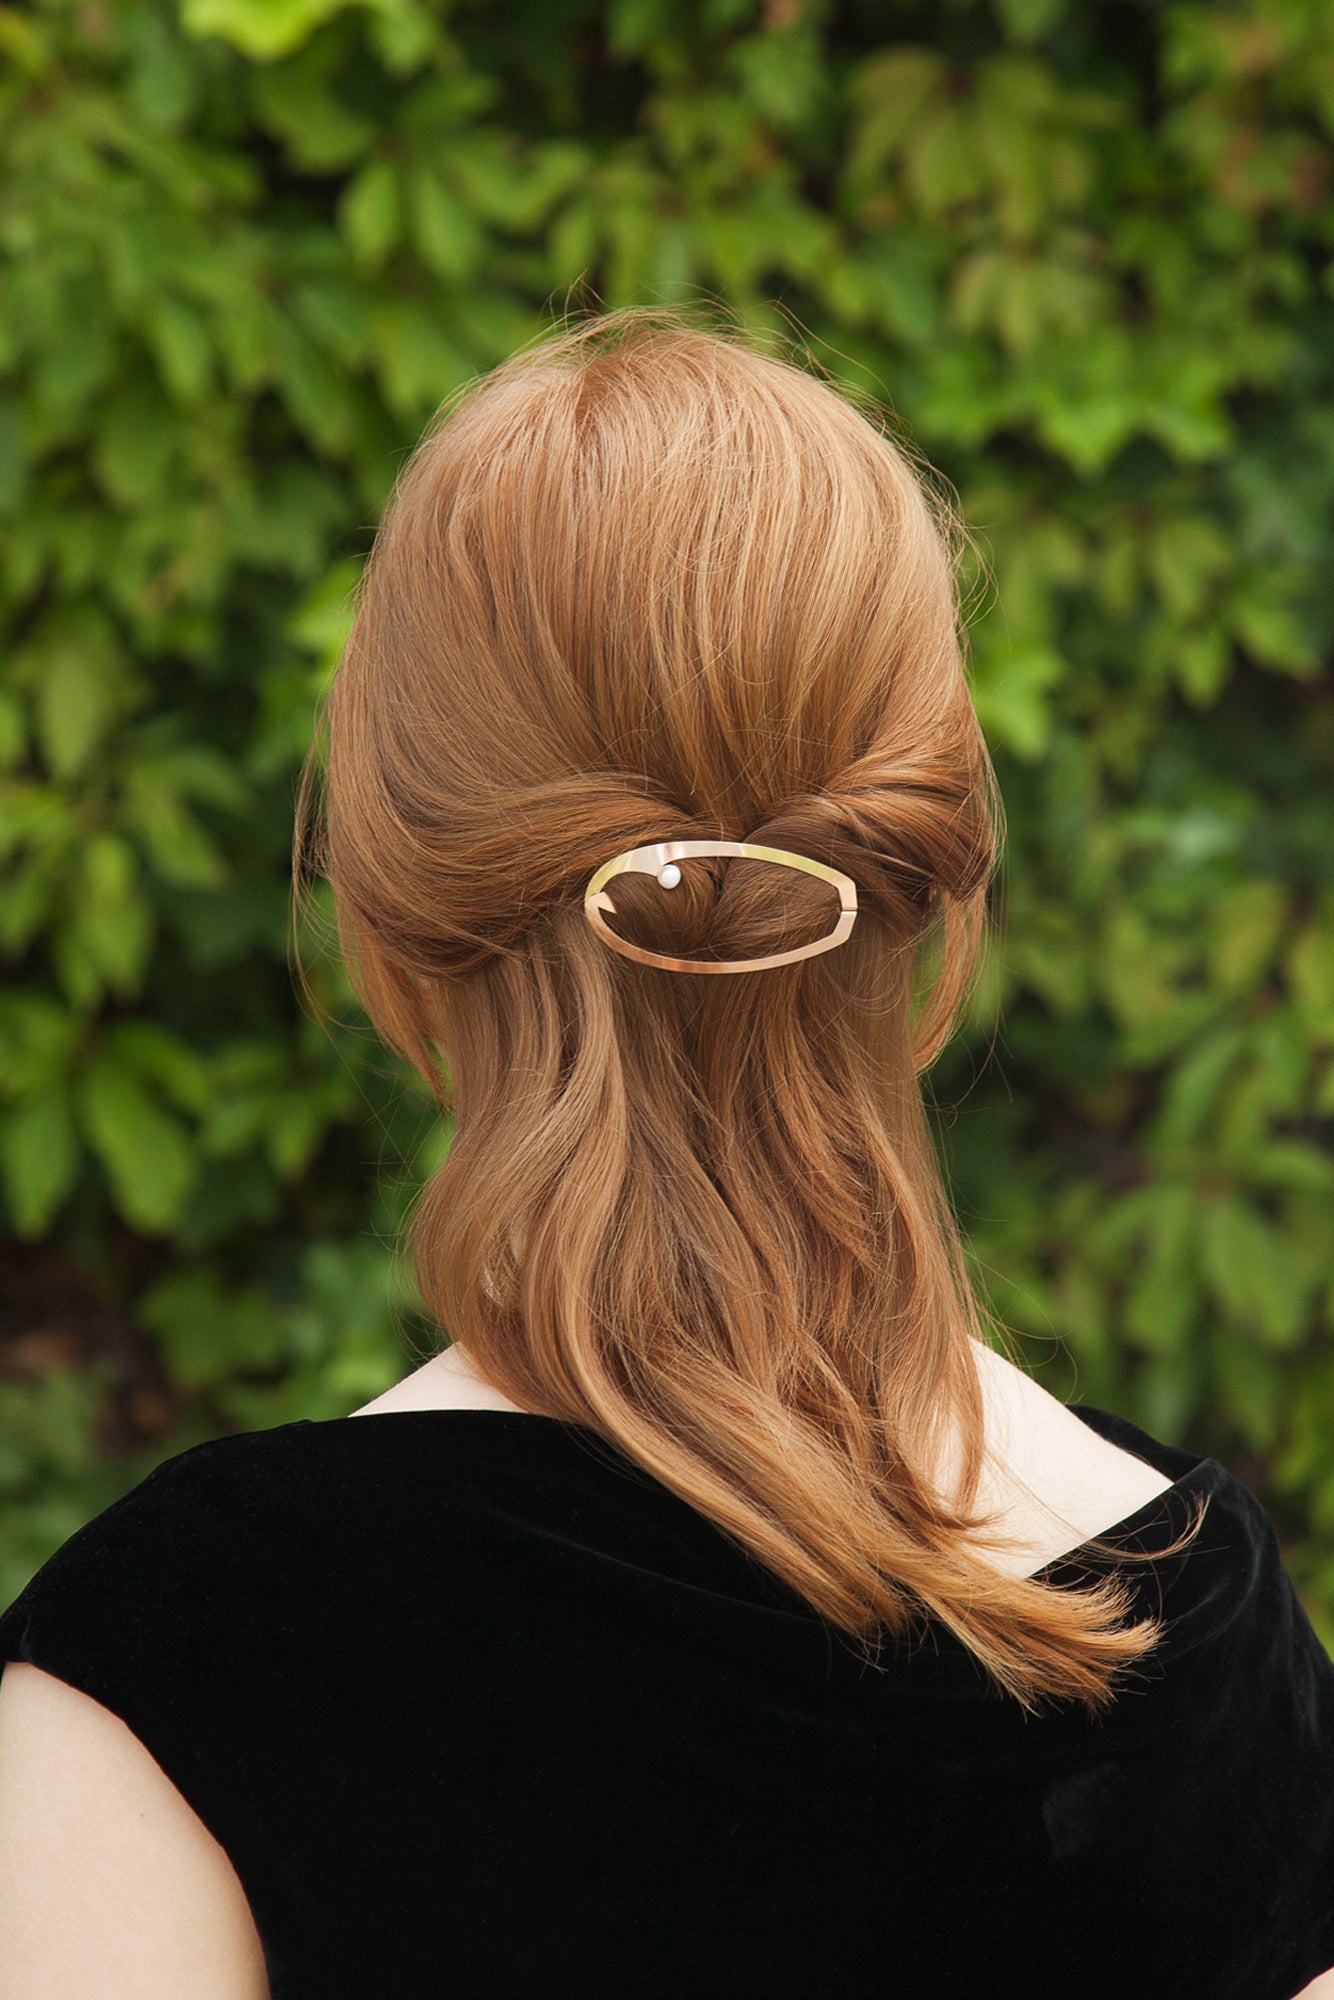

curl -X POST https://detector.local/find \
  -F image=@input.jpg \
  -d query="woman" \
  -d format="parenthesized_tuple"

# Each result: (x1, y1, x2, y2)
(1, 307, 1331, 1999)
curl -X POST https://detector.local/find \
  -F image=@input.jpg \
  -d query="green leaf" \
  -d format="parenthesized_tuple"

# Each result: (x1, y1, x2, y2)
(1094, 903, 1183, 1034)
(139, 1270, 286, 1388)
(728, 26, 829, 133)
(273, 315, 357, 454)
(450, 138, 587, 231)
(249, 51, 378, 167)
(0, 692, 26, 773)
(1250, 1010, 1308, 1120)
(288, 279, 372, 366)
(970, 644, 1063, 760)
(122, 769, 230, 890)
(69, 834, 155, 997)
(367, 7, 438, 73)
(1123, 1182, 1197, 1356)
(284, 557, 361, 682)
(124, 7, 197, 131)
(844, 48, 943, 197)
(79, 1059, 197, 1235)
(105, 1022, 211, 1117)
(370, 300, 473, 418)
(264, 1092, 328, 1177)
(1315, 1055, 1334, 1119)
(0, 391, 27, 513)
(1287, 917, 1334, 1033)
(0, 994, 78, 1098)
(995, 0, 1067, 42)
(182, 0, 397, 62)
(92, 377, 177, 508)
(1231, 581, 1318, 676)
(1212, 1336, 1282, 1452)
(1035, 390, 1137, 474)
(128, 746, 248, 815)
(410, 171, 483, 280)
(27, 275, 117, 432)
(1175, 629, 1231, 708)
(0, 1085, 79, 1236)
(906, 107, 984, 214)
(1208, 878, 1289, 996)
(1200, 1195, 1309, 1350)
(144, 296, 214, 407)
(33, 610, 120, 780)
(1147, 515, 1230, 621)
(0, 822, 67, 960)
(200, 1087, 273, 1159)
(1249, 1141, 1334, 1196)
(339, 157, 400, 267)
(1149, 1026, 1247, 1146)
(216, 289, 280, 393)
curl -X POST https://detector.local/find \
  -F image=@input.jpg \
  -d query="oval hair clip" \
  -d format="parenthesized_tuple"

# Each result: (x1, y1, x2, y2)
(583, 839, 858, 975)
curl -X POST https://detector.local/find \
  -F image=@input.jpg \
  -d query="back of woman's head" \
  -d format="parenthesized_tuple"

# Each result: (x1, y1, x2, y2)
(298, 304, 1197, 1716)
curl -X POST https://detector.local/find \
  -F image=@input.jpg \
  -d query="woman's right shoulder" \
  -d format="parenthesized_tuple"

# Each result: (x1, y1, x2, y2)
(962, 1345, 1177, 1579)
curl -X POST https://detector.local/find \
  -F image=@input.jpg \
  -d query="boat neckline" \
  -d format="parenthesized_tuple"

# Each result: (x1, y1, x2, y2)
(290, 1401, 1216, 1585)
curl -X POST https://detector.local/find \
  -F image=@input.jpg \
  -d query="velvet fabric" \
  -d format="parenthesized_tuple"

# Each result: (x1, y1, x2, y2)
(1, 1400, 1331, 1999)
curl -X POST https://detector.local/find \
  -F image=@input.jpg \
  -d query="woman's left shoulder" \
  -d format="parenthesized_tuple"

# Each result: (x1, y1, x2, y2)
(0, 1421, 315, 1681)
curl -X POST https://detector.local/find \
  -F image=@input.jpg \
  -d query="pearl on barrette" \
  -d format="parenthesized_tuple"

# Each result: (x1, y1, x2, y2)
(657, 862, 682, 889)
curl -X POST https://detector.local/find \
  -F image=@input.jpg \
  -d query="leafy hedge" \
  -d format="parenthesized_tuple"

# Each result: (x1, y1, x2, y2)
(2, 0, 1332, 1639)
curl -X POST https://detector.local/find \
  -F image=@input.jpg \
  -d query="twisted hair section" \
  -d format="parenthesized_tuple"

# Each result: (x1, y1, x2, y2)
(295, 305, 1204, 1716)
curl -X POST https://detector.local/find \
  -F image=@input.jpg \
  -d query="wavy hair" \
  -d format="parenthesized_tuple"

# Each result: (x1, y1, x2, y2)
(294, 305, 1203, 1715)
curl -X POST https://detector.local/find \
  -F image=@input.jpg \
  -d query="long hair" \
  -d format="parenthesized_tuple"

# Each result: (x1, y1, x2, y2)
(295, 304, 1203, 1716)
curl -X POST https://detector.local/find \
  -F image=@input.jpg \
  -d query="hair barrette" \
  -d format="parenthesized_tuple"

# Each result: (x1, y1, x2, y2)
(584, 839, 857, 974)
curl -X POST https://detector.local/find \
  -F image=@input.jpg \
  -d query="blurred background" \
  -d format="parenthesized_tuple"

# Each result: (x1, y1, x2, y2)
(1, 0, 1332, 1643)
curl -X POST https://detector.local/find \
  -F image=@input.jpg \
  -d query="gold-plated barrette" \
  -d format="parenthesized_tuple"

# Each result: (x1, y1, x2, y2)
(584, 840, 858, 975)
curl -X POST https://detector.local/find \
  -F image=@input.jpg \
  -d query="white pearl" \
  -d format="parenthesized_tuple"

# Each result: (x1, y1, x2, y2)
(657, 862, 682, 889)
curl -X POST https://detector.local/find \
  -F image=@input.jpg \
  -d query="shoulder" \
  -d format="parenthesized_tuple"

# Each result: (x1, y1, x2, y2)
(0, 1427, 312, 1998)
(963, 1345, 1177, 1576)
(0, 1428, 305, 1679)
(0, 1422, 341, 1859)
(0, 1660, 270, 1998)
(974, 1351, 1334, 1685)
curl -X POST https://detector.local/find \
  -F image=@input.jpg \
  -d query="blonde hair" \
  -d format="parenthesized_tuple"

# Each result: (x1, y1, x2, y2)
(295, 305, 1203, 1716)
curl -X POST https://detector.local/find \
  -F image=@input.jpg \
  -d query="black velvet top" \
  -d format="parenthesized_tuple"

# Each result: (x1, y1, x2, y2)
(1, 1399, 1332, 1999)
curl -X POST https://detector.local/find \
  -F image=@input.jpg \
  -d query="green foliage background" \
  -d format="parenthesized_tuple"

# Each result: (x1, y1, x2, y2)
(2, 0, 1332, 1639)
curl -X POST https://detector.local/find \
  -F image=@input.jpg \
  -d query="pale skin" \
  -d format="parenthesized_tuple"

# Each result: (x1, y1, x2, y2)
(0, 1341, 1330, 1998)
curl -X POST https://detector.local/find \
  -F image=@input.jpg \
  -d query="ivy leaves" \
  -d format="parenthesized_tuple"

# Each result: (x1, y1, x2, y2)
(1, 0, 1333, 1632)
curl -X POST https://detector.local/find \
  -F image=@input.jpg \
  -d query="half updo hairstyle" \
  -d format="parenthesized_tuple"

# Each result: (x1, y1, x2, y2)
(294, 305, 1203, 1716)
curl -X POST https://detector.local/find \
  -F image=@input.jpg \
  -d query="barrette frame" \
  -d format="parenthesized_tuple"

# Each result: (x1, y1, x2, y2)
(584, 839, 858, 975)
